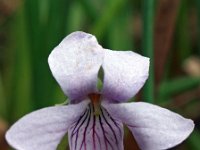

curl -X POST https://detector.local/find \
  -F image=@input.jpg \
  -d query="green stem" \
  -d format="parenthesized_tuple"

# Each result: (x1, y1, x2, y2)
(142, 0, 154, 103)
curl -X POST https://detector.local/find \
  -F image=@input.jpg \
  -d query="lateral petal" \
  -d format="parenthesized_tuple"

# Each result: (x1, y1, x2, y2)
(48, 31, 104, 103)
(102, 50, 149, 102)
(103, 102, 194, 150)
(6, 100, 89, 150)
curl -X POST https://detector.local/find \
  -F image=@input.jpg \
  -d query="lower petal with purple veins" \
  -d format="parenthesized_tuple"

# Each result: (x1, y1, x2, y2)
(68, 103, 124, 150)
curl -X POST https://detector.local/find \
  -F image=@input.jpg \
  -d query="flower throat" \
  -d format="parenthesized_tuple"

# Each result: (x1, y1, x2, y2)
(88, 93, 101, 116)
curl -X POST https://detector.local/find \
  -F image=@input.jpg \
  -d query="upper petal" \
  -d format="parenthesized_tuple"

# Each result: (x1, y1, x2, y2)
(48, 31, 104, 103)
(6, 100, 89, 150)
(68, 103, 124, 150)
(102, 50, 149, 102)
(103, 102, 194, 150)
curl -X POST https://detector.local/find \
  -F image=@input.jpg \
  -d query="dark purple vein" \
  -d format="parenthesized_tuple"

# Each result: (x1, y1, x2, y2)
(92, 105, 96, 150)
(104, 108, 122, 137)
(71, 109, 89, 150)
(99, 115, 114, 150)
(101, 108, 118, 146)
(80, 105, 91, 150)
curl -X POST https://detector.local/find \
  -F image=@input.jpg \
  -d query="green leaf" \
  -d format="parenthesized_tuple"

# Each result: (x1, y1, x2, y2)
(187, 129, 200, 149)
(91, 0, 126, 39)
(176, 0, 191, 61)
(108, 7, 134, 50)
(67, 2, 86, 32)
(57, 133, 69, 150)
(77, 0, 97, 21)
(158, 76, 200, 101)
(8, 5, 32, 122)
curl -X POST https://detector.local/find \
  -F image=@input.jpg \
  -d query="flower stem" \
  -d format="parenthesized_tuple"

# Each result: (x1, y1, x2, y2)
(142, 0, 155, 103)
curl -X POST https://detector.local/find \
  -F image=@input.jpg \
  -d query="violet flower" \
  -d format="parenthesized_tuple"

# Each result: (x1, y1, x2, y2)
(6, 31, 194, 150)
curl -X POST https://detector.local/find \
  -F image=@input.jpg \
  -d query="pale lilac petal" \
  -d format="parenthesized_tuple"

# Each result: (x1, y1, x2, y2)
(102, 50, 149, 102)
(68, 103, 124, 150)
(103, 102, 194, 150)
(48, 31, 104, 103)
(6, 100, 89, 150)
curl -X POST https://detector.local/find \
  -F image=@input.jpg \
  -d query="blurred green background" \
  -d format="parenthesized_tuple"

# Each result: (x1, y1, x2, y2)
(0, 0, 200, 149)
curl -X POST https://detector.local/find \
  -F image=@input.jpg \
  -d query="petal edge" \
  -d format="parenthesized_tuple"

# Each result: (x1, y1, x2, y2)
(48, 31, 104, 103)
(102, 50, 149, 102)
(6, 100, 89, 150)
(103, 102, 194, 150)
